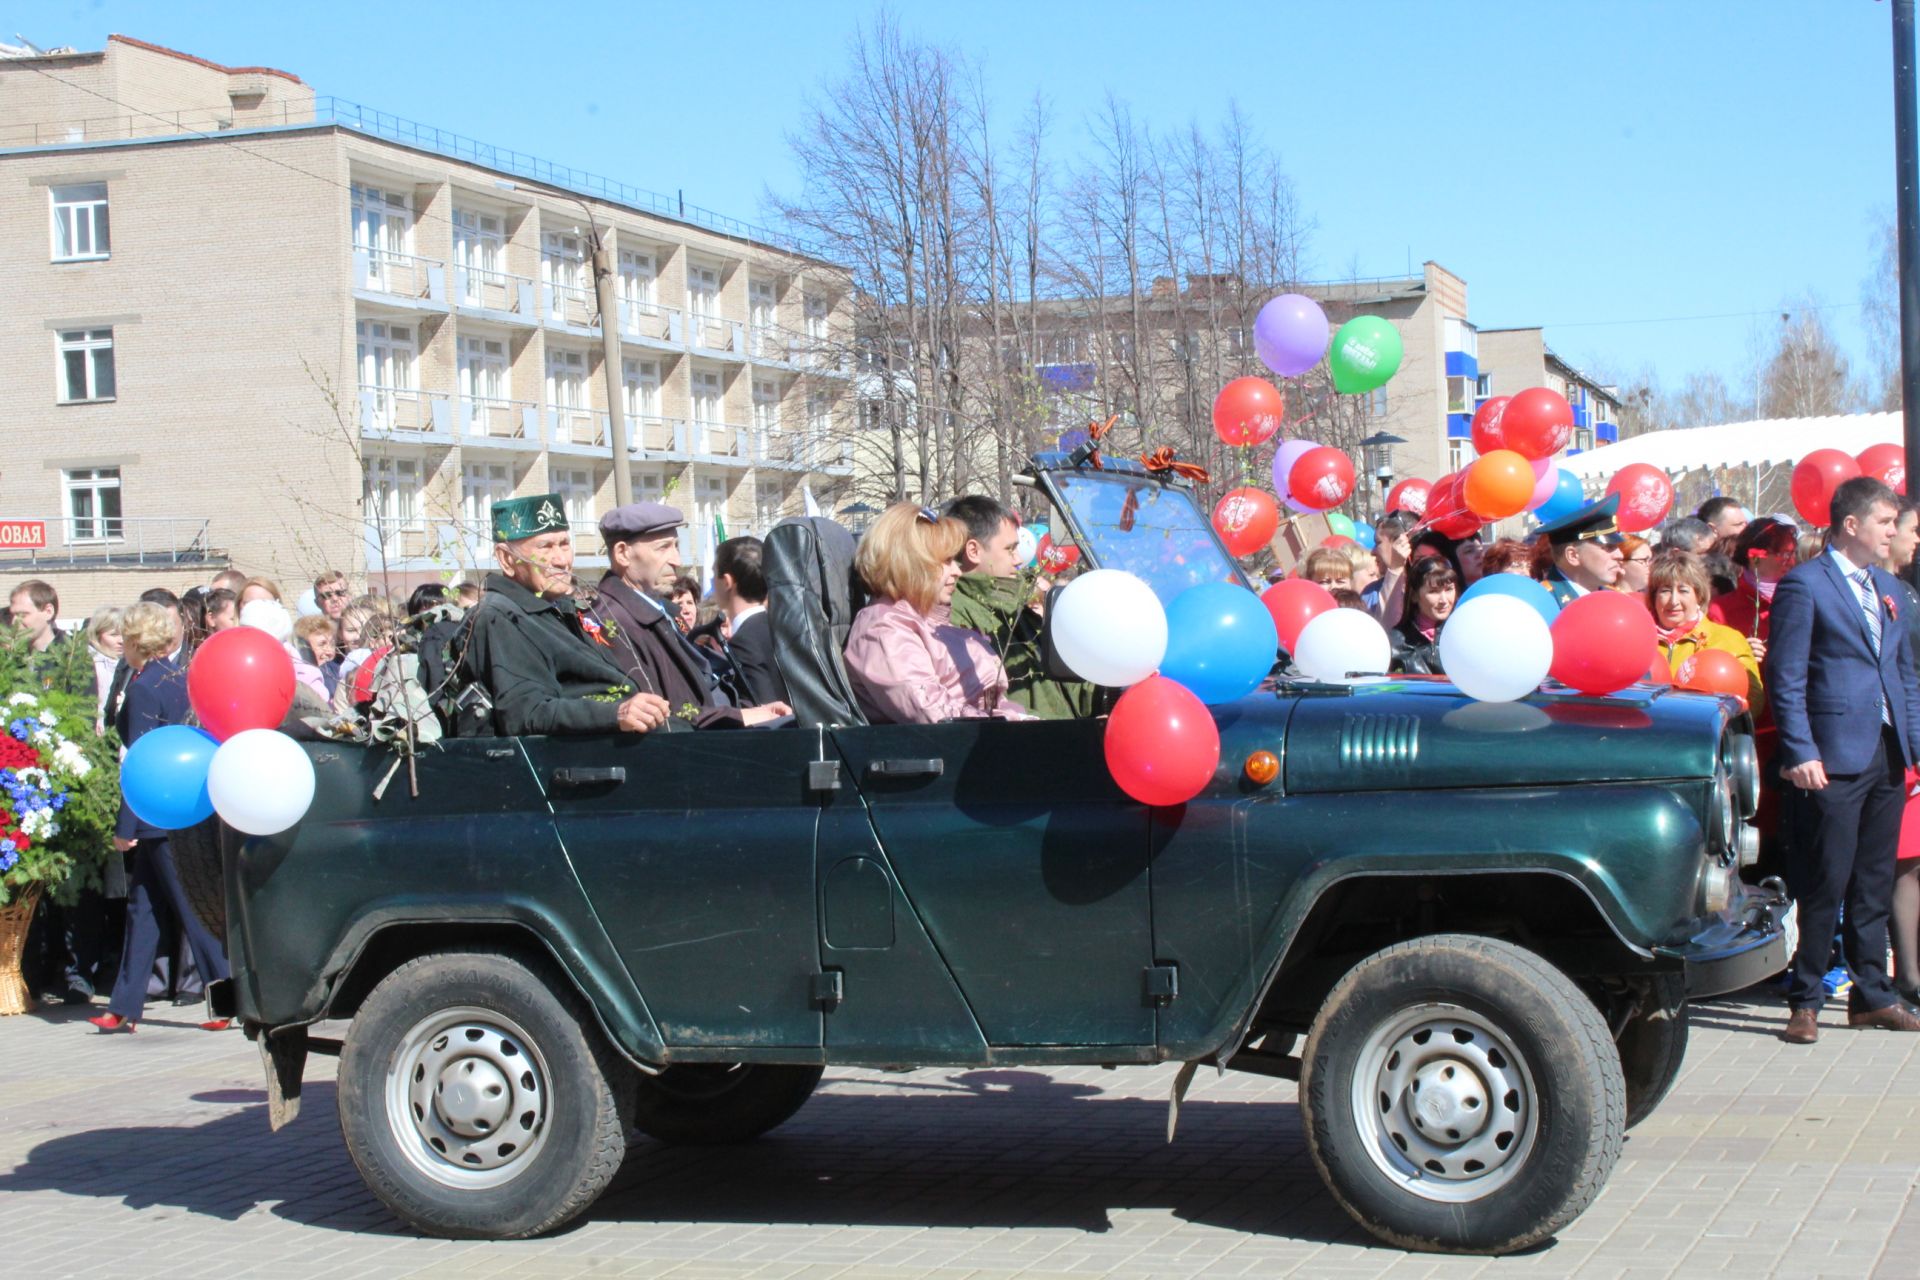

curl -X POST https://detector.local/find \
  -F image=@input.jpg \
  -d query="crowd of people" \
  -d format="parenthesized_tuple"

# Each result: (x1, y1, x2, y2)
(16, 472, 1920, 1044)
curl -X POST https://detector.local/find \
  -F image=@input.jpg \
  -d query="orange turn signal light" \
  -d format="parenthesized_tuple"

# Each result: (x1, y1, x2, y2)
(1244, 750, 1280, 786)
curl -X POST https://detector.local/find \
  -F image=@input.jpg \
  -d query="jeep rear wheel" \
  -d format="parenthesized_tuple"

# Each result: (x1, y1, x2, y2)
(630, 1063, 825, 1145)
(338, 950, 629, 1239)
(1300, 934, 1624, 1255)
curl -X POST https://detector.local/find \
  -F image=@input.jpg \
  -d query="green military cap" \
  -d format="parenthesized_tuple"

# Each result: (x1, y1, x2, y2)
(492, 493, 569, 542)
(1535, 493, 1622, 546)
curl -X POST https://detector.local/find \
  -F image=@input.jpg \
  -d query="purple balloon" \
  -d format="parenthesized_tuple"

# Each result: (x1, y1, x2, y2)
(1271, 438, 1320, 513)
(1254, 294, 1331, 378)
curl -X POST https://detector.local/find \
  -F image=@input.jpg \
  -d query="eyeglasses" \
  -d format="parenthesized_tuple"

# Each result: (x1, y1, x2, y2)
(317, 587, 350, 600)
(1626, 554, 1652, 565)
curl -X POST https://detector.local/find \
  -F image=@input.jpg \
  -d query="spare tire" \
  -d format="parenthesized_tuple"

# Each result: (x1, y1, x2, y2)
(169, 817, 234, 944)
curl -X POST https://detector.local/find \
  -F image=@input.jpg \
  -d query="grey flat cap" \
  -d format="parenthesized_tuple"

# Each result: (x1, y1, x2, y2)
(599, 501, 685, 542)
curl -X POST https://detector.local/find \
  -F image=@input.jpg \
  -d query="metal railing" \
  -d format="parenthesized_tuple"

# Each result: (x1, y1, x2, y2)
(353, 246, 446, 302)
(548, 407, 603, 448)
(687, 310, 742, 355)
(460, 396, 540, 442)
(0, 517, 217, 567)
(628, 414, 686, 454)
(620, 299, 682, 344)
(455, 265, 535, 316)
(358, 384, 440, 434)
(544, 280, 597, 328)
(5, 95, 826, 259)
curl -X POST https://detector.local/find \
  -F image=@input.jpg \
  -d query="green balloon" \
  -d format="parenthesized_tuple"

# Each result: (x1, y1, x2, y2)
(1326, 512, 1356, 538)
(1329, 315, 1404, 394)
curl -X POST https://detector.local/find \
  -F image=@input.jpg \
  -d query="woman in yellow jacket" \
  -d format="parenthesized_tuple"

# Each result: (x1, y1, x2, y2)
(1647, 549, 1765, 717)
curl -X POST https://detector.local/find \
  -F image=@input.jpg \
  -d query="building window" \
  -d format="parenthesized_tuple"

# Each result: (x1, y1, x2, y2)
(1447, 439, 1470, 473)
(688, 264, 721, 320)
(1228, 326, 1251, 356)
(356, 321, 417, 390)
(50, 183, 110, 262)
(364, 455, 422, 537)
(458, 336, 510, 402)
(633, 470, 666, 501)
(1574, 427, 1595, 452)
(552, 467, 595, 530)
(619, 248, 657, 309)
(462, 462, 513, 532)
(749, 279, 777, 330)
(1443, 316, 1477, 358)
(64, 467, 122, 541)
(546, 348, 589, 411)
(56, 328, 116, 403)
(752, 378, 781, 432)
(803, 293, 828, 341)
(691, 368, 724, 424)
(1446, 376, 1473, 415)
(623, 357, 660, 419)
(351, 184, 412, 258)
(1364, 385, 1388, 418)
(1475, 373, 1492, 399)
(756, 479, 784, 529)
(542, 231, 587, 294)
(453, 208, 506, 300)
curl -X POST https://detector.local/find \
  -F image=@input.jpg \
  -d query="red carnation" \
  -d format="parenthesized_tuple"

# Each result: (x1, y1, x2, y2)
(7, 829, 28, 853)
(0, 737, 41, 771)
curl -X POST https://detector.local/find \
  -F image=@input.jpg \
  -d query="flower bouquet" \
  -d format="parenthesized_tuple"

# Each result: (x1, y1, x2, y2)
(0, 632, 119, 1013)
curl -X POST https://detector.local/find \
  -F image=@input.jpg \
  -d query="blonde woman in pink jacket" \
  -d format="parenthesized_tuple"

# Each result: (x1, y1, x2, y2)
(845, 503, 1032, 724)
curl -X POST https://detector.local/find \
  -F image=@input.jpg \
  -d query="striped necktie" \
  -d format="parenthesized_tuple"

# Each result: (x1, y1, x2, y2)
(1851, 568, 1891, 725)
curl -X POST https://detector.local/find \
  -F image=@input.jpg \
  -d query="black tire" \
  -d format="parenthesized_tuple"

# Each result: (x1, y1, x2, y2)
(168, 818, 229, 944)
(1299, 934, 1625, 1255)
(630, 1063, 825, 1145)
(1619, 974, 1688, 1130)
(337, 949, 630, 1239)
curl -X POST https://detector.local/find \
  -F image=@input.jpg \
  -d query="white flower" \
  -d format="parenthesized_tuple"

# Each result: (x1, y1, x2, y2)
(7, 692, 38, 707)
(29, 729, 51, 746)
(15, 767, 48, 789)
(36, 710, 56, 727)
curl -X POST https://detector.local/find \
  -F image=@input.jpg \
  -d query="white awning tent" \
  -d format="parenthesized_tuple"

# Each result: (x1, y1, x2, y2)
(1558, 412, 1900, 484)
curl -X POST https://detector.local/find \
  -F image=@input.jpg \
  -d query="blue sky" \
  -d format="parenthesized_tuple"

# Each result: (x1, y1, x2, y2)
(29, 1, 1906, 392)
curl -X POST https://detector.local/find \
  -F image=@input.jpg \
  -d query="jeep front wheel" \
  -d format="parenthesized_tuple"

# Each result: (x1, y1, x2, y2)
(631, 1063, 825, 1145)
(337, 950, 630, 1239)
(1299, 934, 1625, 1255)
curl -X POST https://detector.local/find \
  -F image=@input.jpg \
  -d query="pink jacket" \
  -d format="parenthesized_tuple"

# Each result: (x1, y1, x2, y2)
(845, 597, 1031, 725)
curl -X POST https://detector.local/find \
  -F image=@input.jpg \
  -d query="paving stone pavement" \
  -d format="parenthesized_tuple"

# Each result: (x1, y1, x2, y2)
(1, 991, 1917, 1279)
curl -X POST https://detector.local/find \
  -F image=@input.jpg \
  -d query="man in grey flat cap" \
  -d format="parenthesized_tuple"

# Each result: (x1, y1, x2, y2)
(584, 501, 791, 729)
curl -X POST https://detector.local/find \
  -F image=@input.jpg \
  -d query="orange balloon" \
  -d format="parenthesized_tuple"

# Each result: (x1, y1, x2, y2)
(1676, 647, 1749, 709)
(1461, 449, 1536, 520)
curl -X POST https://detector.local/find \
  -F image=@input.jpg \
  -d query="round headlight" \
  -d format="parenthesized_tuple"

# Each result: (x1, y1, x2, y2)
(1736, 821, 1761, 868)
(1711, 771, 1737, 856)
(1700, 858, 1735, 915)
(1723, 734, 1760, 820)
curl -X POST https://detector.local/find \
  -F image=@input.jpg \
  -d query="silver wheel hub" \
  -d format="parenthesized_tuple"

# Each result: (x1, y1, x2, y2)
(386, 1006, 551, 1189)
(1351, 1002, 1538, 1203)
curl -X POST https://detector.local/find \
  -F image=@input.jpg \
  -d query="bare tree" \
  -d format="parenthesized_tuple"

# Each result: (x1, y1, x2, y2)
(1863, 211, 1901, 411)
(1757, 300, 1860, 419)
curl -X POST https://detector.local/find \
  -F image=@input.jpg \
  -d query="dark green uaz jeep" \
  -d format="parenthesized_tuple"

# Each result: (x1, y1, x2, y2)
(208, 452, 1792, 1255)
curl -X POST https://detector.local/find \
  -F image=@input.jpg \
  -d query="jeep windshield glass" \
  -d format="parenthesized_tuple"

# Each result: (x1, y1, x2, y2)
(1052, 472, 1247, 604)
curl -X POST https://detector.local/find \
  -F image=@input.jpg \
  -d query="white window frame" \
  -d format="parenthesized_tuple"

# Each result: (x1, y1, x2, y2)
(803, 292, 828, 341)
(542, 231, 587, 293)
(1365, 386, 1389, 418)
(546, 347, 590, 411)
(461, 461, 514, 532)
(458, 335, 510, 403)
(1447, 438, 1470, 473)
(633, 470, 667, 501)
(63, 466, 122, 543)
(56, 328, 116, 403)
(755, 478, 784, 529)
(364, 455, 424, 543)
(691, 368, 724, 425)
(752, 378, 781, 432)
(351, 184, 413, 258)
(687, 262, 721, 319)
(749, 279, 777, 329)
(623, 357, 661, 419)
(552, 466, 595, 528)
(453, 208, 507, 300)
(50, 183, 110, 262)
(1475, 373, 1492, 399)
(619, 248, 658, 309)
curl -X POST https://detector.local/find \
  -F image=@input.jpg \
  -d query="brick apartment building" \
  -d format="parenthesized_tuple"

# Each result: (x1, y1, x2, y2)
(1, 35, 855, 617)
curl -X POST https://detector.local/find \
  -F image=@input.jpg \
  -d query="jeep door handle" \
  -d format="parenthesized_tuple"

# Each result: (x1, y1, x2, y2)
(551, 766, 627, 788)
(867, 758, 944, 779)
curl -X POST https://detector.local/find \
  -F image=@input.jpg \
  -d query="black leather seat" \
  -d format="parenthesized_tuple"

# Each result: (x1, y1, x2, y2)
(763, 516, 868, 727)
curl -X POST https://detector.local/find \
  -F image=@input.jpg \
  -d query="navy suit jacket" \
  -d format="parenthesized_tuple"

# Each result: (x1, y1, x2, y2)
(726, 610, 787, 708)
(113, 655, 191, 840)
(1766, 554, 1920, 775)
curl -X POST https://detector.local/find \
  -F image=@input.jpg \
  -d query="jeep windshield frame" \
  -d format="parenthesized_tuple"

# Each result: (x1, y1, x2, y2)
(1033, 461, 1253, 606)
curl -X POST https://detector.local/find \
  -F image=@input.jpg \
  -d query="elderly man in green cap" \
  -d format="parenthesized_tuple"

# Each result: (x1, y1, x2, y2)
(456, 494, 672, 736)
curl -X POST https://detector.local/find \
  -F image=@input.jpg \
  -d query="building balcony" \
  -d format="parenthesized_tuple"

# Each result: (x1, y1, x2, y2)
(547, 407, 605, 452)
(0, 516, 222, 569)
(687, 418, 750, 462)
(458, 397, 543, 448)
(626, 414, 688, 457)
(359, 385, 453, 439)
(543, 281, 598, 331)
(454, 266, 537, 323)
(688, 314, 746, 359)
(619, 300, 683, 348)
(352, 247, 449, 311)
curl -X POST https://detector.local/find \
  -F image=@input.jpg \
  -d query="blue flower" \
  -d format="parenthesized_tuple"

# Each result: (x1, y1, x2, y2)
(0, 848, 15, 871)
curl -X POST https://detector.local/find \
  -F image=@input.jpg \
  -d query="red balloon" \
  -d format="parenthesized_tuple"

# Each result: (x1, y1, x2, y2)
(1548, 591, 1658, 696)
(1320, 535, 1358, 549)
(187, 626, 296, 741)
(1036, 534, 1080, 575)
(1211, 376, 1285, 447)
(1213, 487, 1280, 557)
(1261, 578, 1337, 651)
(1104, 675, 1221, 807)
(1422, 472, 1462, 522)
(1288, 446, 1356, 511)
(1644, 654, 1672, 686)
(1462, 449, 1535, 520)
(1677, 647, 1749, 709)
(1385, 477, 1431, 517)
(1470, 395, 1511, 456)
(1501, 387, 1574, 461)
(1604, 463, 1676, 534)
(1858, 442, 1907, 495)
(1431, 510, 1484, 540)
(1791, 449, 1863, 526)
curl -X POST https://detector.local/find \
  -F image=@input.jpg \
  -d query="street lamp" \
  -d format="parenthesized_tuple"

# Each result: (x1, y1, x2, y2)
(1358, 431, 1407, 522)
(838, 501, 879, 535)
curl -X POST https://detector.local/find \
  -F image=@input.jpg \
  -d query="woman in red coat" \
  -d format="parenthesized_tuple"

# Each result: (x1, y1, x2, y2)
(1707, 517, 1799, 661)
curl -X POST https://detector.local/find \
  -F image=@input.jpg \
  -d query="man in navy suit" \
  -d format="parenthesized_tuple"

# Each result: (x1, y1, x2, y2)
(1769, 475, 1920, 1043)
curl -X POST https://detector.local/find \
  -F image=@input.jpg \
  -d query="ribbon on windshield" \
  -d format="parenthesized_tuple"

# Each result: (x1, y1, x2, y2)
(1140, 447, 1211, 485)
(1067, 414, 1120, 471)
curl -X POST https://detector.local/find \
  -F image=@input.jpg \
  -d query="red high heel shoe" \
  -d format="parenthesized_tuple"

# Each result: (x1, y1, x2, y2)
(87, 1013, 135, 1033)
(199, 1019, 231, 1032)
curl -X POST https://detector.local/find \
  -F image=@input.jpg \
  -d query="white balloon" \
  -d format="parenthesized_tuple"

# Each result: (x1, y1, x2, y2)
(1051, 569, 1168, 687)
(208, 728, 317, 836)
(1439, 594, 1553, 703)
(1292, 608, 1392, 682)
(1013, 525, 1038, 567)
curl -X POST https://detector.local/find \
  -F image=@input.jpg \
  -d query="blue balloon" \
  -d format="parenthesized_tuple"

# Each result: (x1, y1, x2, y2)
(1533, 468, 1586, 525)
(1160, 582, 1280, 704)
(1459, 572, 1561, 628)
(1352, 522, 1377, 550)
(120, 724, 218, 831)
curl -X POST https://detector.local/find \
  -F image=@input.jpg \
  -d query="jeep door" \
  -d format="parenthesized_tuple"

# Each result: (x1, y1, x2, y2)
(521, 728, 825, 1051)
(830, 717, 1156, 1048)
